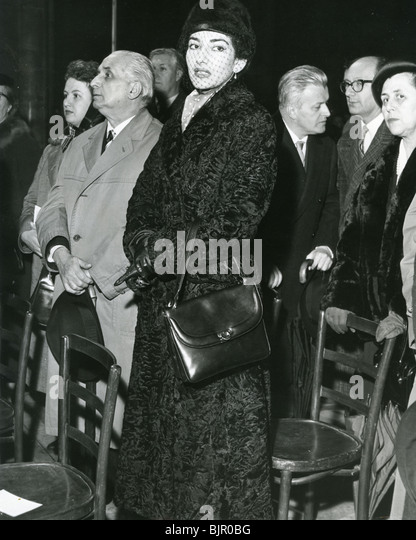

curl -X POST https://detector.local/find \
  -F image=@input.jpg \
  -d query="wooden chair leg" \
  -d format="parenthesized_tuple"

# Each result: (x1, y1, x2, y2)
(304, 482, 315, 520)
(277, 471, 292, 520)
(14, 401, 24, 462)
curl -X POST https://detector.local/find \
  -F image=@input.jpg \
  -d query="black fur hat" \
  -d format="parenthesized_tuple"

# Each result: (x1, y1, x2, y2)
(372, 61, 416, 107)
(177, 0, 256, 69)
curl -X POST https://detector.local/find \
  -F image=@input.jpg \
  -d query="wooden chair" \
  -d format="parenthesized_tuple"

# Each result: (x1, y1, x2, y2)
(0, 333, 121, 520)
(272, 310, 398, 520)
(0, 294, 34, 462)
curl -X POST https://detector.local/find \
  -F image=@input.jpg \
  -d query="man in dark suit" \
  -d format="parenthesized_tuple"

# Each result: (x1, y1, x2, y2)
(337, 56, 394, 227)
(149, 48, 187, 124)
(260, 65, 339, 417)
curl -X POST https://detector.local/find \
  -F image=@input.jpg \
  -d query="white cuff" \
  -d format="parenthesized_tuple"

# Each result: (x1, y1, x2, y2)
(48, 245, 65, 263)
(314, 245, 334, 259)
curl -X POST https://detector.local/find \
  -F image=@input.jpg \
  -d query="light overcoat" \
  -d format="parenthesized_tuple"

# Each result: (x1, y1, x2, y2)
(36, 110, 162, 439)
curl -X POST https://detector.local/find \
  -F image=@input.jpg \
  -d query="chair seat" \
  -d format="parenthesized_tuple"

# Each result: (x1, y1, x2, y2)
(272, 419, 362, 473)
(0, 462, 95, 520)
(0, 398, 14, 434)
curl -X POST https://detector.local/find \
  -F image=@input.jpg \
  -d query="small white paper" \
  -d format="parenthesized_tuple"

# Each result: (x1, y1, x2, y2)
(0, 489, 42, 517)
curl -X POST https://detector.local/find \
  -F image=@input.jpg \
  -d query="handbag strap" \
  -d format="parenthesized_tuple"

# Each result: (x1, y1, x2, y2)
(168, 221, 200, 308)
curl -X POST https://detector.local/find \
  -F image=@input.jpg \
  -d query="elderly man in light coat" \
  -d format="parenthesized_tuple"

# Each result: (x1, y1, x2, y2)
(36, 50, 162, 445)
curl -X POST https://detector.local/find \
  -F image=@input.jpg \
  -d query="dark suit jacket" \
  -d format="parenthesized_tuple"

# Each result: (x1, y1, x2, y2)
(149, 90, 187, 124)
(259, 116, 339, 319)
(337, 117, 394, 226)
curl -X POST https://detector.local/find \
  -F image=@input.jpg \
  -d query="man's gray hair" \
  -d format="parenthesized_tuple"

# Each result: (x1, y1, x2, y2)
(149, 48, 186, 76)
(278, 65, 328, 110)
(109, 50, 155, 106)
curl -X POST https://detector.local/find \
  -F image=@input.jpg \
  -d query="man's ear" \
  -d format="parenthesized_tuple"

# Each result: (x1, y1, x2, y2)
(176, 69, 184, 83)
(287, 104, 297, 121)
(128, 81, 142, 100)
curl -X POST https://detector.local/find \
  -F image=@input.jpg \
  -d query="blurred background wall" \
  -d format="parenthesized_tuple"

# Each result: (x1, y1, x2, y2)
(1, 0, 416, 146)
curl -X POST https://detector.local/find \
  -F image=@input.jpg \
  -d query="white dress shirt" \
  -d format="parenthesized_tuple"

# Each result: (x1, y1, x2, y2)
(362, 113, 384, 154)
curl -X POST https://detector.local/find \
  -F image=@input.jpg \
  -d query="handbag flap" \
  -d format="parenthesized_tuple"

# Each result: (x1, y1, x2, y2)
(164, 284, 264, 348)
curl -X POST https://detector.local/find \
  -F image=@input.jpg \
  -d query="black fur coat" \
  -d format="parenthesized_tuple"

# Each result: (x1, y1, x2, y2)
(115, 80, 278, 520)
(322, 138, 416, 322)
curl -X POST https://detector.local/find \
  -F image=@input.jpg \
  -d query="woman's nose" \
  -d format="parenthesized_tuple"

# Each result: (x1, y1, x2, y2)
(194, 48, 207, 64)
(384, 101, 394, 113)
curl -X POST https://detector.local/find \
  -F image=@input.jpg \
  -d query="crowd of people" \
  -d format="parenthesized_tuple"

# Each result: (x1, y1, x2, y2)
(2, 0, 416, 521)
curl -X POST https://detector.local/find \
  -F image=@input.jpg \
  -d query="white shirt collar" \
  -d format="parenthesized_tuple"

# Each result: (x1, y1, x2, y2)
(284, 121, 309, 146)
(107, 115, 136, 138)
(166, 93, 179, 107)
(365, 113, 384, 139)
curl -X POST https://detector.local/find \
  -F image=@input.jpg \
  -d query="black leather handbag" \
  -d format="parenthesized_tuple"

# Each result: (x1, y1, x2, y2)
(164, 224, 271, 384)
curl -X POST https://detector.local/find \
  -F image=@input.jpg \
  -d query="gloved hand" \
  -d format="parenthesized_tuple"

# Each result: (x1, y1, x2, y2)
(325, 307, 354, 334)
(114, 231, 155, 291)
(375, 312, 406, 342)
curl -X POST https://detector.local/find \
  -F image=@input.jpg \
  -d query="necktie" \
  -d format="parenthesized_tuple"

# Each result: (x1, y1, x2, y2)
(359, 124, 369, 156)
(102, 129, 114, 153)
(296, 140, 306, 168)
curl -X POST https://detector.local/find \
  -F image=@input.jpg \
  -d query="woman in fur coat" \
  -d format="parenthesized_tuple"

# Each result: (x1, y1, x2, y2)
(114, 0, 278, 520)
(322, 62, 416, 343)
(322, 61, 416, 521)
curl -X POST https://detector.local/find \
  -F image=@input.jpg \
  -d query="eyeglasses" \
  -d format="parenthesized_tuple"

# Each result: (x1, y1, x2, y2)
(340, 79, 373, 94)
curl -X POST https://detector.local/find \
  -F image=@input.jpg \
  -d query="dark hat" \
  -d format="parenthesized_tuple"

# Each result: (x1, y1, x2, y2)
(46, 290, 105, 382)
(177, 0, 256, 68)
(396, 400, 416, 507)
(372, 61, 416, 107)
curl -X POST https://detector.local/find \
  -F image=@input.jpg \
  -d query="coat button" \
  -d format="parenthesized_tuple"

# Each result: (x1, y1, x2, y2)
(318, 198, 323, 204)
(73, 234, 81, 242)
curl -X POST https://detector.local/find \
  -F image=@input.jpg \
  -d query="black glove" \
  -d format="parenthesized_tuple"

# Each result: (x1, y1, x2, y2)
(114, 231, 155, 291)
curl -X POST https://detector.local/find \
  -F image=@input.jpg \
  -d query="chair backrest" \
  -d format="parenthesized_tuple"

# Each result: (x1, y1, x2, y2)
(311, 311, 396, 423)
(58, 333, 121, 520)
(0, 293, 34, 461)
(311, 310, 397, 519)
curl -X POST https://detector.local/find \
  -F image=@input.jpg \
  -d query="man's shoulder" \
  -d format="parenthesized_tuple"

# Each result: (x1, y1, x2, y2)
(310, 132, 337, 152)
(129, 109, 162, 139)
(71, 122, 105, 146)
